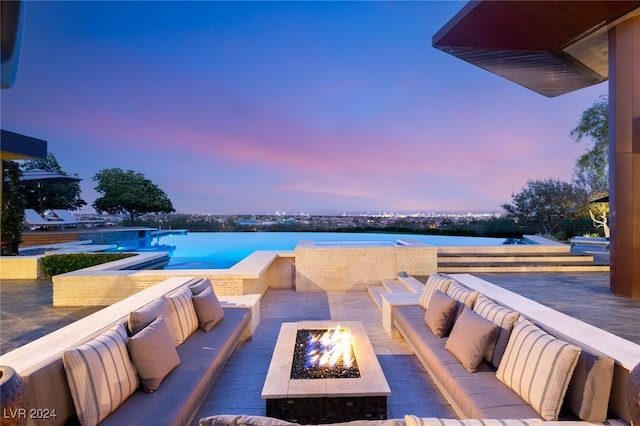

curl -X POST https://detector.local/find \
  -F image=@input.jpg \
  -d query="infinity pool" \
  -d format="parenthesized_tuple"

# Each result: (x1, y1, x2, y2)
(105, 232, 509, 270)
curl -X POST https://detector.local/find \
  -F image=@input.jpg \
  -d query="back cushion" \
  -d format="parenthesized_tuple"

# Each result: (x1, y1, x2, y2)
(165, 286, 199, 345)
(62, 323, 139, 426)
(496, 318, 581, 421)
(25, 358, 77, 426)
(445, 282, 479, 321)
(418, 273, 454, 310)
(473, 294, 519, 368)
(563, 345, 614, 422)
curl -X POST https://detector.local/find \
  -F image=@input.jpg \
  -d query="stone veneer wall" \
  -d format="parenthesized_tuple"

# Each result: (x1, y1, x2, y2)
(294, 241, 437, 292)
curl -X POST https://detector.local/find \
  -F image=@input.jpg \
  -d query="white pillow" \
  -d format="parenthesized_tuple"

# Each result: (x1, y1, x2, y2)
(496, 317, 581, 420)
(63, 323, 138, 426)
(165, 286, 199, 345)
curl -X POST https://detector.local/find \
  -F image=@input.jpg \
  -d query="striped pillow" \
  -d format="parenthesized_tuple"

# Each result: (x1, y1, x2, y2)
(496, 317, 581, 420)
(63, 323, 139, 426)
(404, 416, 543, 426)
(418, 273, 454, 309)
(445, 282, 478, 321)
(473, 293, 519, 367)
(165, 286, 199, 345)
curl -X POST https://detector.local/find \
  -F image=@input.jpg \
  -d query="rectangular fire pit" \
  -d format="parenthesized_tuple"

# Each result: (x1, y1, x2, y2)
(261, 321, 390, 424)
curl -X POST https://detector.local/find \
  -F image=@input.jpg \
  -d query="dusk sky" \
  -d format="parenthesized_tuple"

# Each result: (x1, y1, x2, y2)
(2, 1, 607, 215)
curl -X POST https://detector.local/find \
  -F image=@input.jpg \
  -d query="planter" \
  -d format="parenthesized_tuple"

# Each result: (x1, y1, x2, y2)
(630, 362, 640, 426)
(0, 366, 28, 426)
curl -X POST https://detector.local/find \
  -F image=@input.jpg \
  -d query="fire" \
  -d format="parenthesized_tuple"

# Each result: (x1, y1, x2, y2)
(306, 325, 354, 369)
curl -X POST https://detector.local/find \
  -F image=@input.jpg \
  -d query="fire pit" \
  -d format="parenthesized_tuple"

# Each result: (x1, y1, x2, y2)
(262, 321, 390, 424)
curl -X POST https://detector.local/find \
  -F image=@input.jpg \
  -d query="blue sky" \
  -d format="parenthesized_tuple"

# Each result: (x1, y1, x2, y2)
(2, 1, 606, 215)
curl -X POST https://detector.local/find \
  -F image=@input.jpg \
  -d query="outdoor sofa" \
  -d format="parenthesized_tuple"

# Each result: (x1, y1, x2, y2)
(7, 277, 252, 426)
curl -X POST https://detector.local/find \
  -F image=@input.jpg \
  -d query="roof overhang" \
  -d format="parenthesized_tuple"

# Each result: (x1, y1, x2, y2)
(433, 1, 640, 97)
(1, 130, 48, 160)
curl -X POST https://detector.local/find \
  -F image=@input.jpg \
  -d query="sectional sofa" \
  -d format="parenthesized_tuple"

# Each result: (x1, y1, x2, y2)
(382, 273, 639, 425)
(1, 277, 253, 426)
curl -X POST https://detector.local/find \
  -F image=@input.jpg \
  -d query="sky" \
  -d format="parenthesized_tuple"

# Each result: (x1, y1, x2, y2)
(1, 1, 607, 215)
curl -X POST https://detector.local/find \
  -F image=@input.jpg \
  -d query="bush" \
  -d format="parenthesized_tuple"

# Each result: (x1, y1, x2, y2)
(41, 253, 135, 276)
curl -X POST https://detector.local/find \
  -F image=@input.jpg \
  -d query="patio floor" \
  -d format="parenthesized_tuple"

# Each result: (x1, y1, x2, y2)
(2, 272, 640, 423)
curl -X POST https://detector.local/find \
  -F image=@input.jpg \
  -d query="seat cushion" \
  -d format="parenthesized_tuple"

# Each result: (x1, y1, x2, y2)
(496, 318, 581, 420)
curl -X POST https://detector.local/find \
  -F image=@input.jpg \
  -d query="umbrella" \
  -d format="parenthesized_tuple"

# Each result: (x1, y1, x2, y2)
(589, 195, 609, 203)
(18, 168, 82, 213)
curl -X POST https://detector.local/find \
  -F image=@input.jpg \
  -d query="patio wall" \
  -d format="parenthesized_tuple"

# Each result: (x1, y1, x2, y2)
(294, 240, 438, 292)
(0, 256, 43, 279)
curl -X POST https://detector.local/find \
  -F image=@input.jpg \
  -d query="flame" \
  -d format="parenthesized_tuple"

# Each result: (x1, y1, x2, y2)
(306, 325, 354, 369)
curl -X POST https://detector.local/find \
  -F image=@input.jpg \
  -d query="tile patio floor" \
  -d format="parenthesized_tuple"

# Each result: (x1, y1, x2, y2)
(2, 272, 640, 424)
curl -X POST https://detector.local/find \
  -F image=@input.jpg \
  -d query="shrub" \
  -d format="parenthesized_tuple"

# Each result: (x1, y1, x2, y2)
(41, 253, 135, 276)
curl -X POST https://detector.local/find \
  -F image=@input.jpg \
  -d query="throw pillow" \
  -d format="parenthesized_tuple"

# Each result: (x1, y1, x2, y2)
(62, 323, 139, 426)
(445, 307, 498, 372)
(418, 273, 454, 310)
(165, 286, 199, 345)
(127, 315, 180, 393)
(128, 297, 178, 346)
(192, 285, 225, 331)
(472, 293, 519, 367)
(496, 317, 581, 420)
(424, 290, 457, 338)
(404, 416, 543, 426)
(445, 282, 479, 321)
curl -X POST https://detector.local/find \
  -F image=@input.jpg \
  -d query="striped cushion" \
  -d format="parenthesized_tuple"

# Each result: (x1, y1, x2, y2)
(496, 317, 581, 420)
(473, 293, 519, 367)
(128, 297, 178, 346)
(418, 273, 454, 309)
(404, 416, 543, 426)
(445, 282, 478, 321)
(165, 286, 199, 345)
(63, 323, 139, 426)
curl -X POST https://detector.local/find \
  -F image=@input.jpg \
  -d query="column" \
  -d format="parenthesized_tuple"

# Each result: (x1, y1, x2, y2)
(608, 16, 640, 299)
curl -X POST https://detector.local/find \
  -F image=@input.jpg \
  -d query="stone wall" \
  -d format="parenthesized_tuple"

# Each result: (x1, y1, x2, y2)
(294, 240, 437, 292)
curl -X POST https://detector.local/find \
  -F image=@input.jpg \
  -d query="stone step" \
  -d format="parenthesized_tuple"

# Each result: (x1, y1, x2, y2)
(438, 264, 610, 273)
(397, 276, 424, 293)
(381, 279, 412, 293)
(438, 254, 595, 264)
(366, 284, 387, 310)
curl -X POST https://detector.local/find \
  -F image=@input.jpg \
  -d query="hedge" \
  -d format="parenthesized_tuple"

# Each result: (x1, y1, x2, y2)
(41, 253, 136, 276)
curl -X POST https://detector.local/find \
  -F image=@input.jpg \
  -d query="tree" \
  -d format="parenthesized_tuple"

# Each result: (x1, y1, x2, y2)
(21, 153, 86, 213)
(92, 168, 175, 221)
(1, 161, 25, 255)
(501, 178, 588, 236)
(570, 96, 609, 194)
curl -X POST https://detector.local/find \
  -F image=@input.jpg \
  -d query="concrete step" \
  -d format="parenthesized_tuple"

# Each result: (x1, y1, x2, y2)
(397, 276, 424, 293)
(367, 284, 387, 310)
(438, 253, 594, 263)
(438, 264, 610, 273)
(381, 279, 412, 293)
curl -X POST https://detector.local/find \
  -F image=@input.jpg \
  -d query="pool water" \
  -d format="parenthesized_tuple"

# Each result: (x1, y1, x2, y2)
(105, 232, 508, 270)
